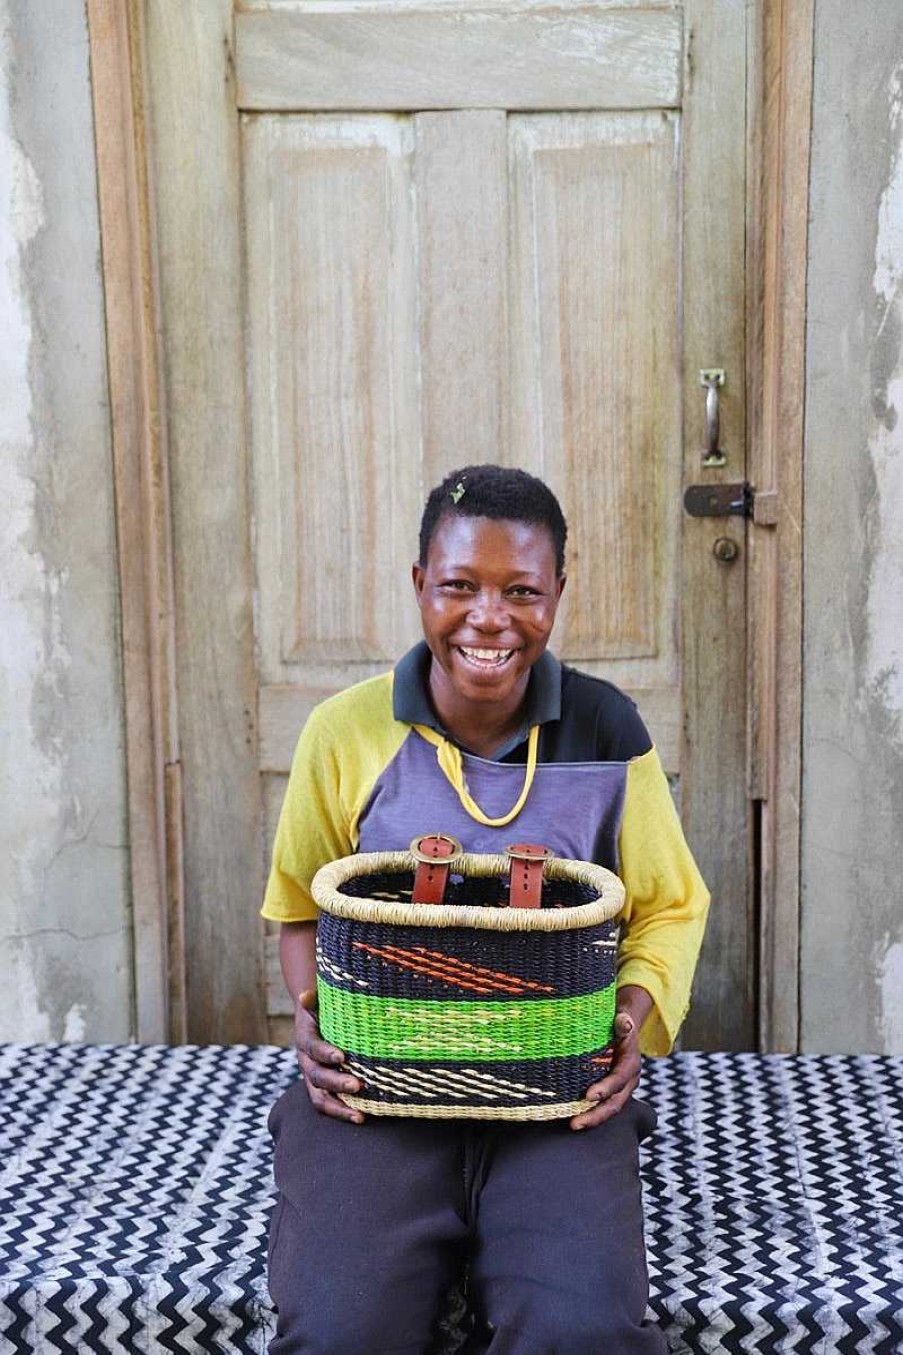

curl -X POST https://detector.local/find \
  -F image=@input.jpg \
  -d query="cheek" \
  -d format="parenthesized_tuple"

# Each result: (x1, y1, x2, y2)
(422, 595, 463, 629)
(525, 604, 558, 636)
(430, 597, 459, 622)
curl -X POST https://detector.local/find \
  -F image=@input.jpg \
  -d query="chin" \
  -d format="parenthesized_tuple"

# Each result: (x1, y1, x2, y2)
(457, 680, 515, 701)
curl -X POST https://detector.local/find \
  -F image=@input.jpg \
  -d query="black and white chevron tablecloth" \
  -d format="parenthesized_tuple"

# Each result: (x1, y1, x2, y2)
(1, 1043, 901, 1353)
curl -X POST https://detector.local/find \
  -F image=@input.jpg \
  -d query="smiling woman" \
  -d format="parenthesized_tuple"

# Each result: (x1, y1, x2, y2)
(261, 464, 710, 1355)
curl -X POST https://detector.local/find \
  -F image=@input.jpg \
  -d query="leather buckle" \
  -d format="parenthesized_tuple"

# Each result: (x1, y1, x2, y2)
(504, 844, 555, 863)
(409, 833, 463, 865)
(505, 842, 553, 910)
(409, 834, 463, 905)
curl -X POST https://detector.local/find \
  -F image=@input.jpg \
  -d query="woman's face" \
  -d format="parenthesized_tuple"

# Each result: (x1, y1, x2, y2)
(412, 514, 565, 711)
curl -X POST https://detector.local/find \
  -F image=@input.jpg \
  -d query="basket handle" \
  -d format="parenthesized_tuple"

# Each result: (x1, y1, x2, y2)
(505, 843, 554, 909)
(409, 834, 463, 905)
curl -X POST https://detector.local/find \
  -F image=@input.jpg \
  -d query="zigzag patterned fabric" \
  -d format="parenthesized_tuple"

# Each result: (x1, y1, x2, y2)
(1, 1043, 901, 1353)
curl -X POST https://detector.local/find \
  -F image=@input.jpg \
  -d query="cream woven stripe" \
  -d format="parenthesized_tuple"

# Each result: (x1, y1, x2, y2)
(340, 1095, 595, 1121)
(312, 850, 625, 930)
(345, 1060, 558, 1102)
(345, 1063, 508, 1102)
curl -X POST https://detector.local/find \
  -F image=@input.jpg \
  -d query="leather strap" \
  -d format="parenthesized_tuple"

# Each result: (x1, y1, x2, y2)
(505, 843, 553, 910)
(410, 834, 462, 905)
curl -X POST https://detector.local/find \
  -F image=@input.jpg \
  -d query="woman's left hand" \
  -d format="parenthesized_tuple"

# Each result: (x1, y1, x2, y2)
(570, 984, 652, 1131)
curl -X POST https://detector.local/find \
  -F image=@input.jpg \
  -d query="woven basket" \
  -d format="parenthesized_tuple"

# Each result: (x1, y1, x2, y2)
(311, 846, 625, 1121)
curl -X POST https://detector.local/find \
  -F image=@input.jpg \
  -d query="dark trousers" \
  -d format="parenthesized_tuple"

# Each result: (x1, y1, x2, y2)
(268, 1079, 666, 1355)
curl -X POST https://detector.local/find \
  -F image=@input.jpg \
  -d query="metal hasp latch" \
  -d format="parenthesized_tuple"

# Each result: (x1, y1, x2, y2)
(683, 482, 778, 525)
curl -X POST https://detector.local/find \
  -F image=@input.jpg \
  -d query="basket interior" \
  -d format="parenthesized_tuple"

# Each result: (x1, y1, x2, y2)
(337, 869, 600, 910)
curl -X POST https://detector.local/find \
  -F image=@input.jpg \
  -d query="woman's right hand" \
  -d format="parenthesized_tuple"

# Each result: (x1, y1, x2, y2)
(295, 989, 365, 1124)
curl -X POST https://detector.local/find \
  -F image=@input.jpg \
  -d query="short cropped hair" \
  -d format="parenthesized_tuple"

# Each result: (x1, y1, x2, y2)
(418, 464, 567, 575)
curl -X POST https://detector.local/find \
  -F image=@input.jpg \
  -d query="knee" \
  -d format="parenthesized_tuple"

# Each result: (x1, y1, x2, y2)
(492, 1293, 659, 1355)
(270, 1303, 396, 1355)
(268, 1245, 395, 1355)
(269, 1277, 440, 1355)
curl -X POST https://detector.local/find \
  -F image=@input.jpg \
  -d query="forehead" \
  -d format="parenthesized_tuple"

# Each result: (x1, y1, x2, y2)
(426, 513, 557, 571)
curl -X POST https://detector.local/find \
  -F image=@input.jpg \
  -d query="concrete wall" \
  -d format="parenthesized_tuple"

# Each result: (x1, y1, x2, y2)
(0, 0, 132, 1041)
(801, 0, 903, 1052)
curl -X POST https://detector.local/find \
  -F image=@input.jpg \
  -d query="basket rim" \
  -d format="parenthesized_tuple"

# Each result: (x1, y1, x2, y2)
(311, 850, 625, 932)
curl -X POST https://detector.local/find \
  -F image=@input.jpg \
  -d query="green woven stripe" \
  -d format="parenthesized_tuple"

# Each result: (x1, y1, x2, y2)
(318, 980, 616, 1062)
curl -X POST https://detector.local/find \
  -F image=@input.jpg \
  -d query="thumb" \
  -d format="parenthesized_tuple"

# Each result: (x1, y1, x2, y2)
(614, 1010, 636, 1040)
(298, 988, 319, 1014)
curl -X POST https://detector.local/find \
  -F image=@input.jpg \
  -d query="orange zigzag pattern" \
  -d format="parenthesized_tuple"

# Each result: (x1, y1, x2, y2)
(351, 940, 556, 996)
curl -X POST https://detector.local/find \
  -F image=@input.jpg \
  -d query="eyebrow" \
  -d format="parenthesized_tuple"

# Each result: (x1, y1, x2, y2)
(437, 565, 545, 579)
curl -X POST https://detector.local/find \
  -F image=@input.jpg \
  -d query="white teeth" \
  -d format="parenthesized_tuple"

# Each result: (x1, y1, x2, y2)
(459, 647, 513, 665)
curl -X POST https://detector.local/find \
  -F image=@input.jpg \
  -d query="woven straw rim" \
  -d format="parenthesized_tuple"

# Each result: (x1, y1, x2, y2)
(312, 850, 625, 932)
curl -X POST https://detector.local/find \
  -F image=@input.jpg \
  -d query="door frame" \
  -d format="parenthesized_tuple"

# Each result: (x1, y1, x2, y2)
(746, 0, 814, 1052)
(87, 0, 812, 1050)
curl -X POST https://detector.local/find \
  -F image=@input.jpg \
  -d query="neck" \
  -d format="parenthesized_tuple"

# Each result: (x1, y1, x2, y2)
(427, 662, 530, 758)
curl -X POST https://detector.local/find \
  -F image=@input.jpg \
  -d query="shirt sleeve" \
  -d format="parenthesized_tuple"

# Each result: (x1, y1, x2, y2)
(616, 747, 711, 1055)
(260, 706, 353, 924)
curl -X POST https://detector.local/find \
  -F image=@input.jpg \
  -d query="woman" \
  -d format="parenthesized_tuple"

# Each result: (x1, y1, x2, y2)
(263, 465, 709, 1354)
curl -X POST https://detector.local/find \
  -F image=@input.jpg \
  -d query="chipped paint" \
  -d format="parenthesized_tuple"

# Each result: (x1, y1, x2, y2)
(0, 0, 132, 1041)
(877, 939, 903, 1054)
(62, 1003, 87, 1043)
(0, 4, 63, 1041)
(866, 65, 903, 736)
(863, 66, 903, 1055)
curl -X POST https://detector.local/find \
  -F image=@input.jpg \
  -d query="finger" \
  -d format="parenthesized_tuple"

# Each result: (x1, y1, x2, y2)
(305, 1035, 346, 1066)
(582, 1077, 638, 1114)
(299, 1052, 365, 1122)
(585, 1019, 640, 1101)
(301, 1055, 362, 1098)
(585, 1060, 639, 1103)
(295, 1002, 346, 1066)
(570, 1087, 633, 1131)
(294, 1032, 345, 1070)
(303, 1081, 365, 1124)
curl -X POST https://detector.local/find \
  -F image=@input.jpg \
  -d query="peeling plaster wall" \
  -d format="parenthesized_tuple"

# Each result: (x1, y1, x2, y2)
(802, 0, 903, 1052)
(0, 0, 132, 1040)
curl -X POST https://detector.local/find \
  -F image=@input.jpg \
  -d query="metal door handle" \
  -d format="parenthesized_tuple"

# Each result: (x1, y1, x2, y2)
(700, 368, 726, 467)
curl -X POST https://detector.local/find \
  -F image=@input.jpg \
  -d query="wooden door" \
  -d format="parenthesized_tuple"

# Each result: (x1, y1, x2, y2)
(143, 0, 752, 1050)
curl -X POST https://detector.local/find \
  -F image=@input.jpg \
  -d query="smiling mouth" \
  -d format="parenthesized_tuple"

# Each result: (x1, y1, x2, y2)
(456, 646, 516, 670)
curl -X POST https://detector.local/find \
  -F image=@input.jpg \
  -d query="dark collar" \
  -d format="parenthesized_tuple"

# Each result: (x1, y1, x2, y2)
(392, 641, 562, 758)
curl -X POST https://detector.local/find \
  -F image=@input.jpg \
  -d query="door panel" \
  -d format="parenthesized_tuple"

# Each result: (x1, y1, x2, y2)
(245, 115, 421, 680)
(507, 112, 680, 700)
(235, 4, 683, 111)
(415, 111, 510, 477)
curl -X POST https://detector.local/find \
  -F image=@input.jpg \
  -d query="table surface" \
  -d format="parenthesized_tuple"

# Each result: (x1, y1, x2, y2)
(1, 1044, 901, 1354)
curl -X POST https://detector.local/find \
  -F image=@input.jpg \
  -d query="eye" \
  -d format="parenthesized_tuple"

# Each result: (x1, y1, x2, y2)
(440, 579, 475, 592)
(507, 585, 541, 599)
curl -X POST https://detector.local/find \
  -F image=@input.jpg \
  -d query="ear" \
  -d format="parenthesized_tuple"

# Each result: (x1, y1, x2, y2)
(411, 560, 426, 607)
(555, 573, 567, 603)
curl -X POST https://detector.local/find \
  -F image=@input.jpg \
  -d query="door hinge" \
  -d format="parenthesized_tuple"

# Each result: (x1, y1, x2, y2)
(684, 482, 778, 526)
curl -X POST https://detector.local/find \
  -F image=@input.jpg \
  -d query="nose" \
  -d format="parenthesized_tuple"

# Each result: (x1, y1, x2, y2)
(467, 589, 509, 632)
